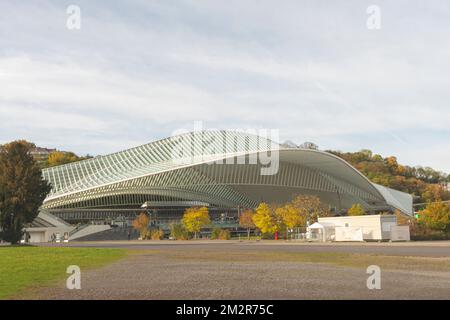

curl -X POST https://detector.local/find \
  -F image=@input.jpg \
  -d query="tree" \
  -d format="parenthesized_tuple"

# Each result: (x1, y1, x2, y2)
(418, 201, 450, 232)
(211, 228, 231, 240)
(0, 141, 51, 244)
(275, 204, 304, 230)
(150, 229, 164, 240)
(327, 149, 450, 203)
(289, 195, 330, 223)
(275, 203, 305, 240)
(46, 151, 83, 168)
(421, 184, 444, 203)
(132, 212, 149, 239)
(252, 196, 330, 238)
(395, 209, 411, 226)
(252, 202, 278, 235)
(347, 204, 365, 216)
(239, 209, 256, 239)
(182, 206, 210, 239)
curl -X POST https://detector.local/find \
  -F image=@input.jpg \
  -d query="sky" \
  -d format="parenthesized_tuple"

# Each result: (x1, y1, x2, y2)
(0, 0, 449, 172)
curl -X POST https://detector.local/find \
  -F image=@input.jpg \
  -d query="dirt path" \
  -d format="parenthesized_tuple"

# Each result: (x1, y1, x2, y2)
(37, 240, 450, 257)
(26, 248, 450, 300)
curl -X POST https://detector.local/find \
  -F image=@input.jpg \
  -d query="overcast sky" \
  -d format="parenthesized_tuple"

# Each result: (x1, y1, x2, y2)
(1, 1, 449, 172)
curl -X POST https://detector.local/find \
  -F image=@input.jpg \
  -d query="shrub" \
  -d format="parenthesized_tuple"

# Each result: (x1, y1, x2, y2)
(150, 229, 164, 240)
(218, 229, 231, 240)
(132, 212, 149, 239)
(211, 228, 231, 240)
(261, 232, 274, 240)
(410, 221, 450, 240)
(210, 228, 220, 240)
(348, 204, 365, 216)
(170, 223, 190, 240)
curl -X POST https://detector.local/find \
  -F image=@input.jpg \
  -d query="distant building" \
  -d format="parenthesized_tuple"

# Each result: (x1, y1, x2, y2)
(299, 141, 319, 150)
(281, 141, 319, 150)
(30, 147, 57, 155)
(30, 147, 56, 161)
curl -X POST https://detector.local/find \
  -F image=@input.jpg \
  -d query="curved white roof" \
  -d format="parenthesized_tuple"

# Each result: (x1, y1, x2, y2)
(41, 130, 413, 215)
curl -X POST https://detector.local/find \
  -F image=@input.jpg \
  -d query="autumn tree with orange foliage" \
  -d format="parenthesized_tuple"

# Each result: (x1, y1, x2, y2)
(239, 209, 256, 239)
(328, 150, 450, 203)
(418, 201, 450, 232)
(132, 212, 149, 239)
(289, 194, 330, 223)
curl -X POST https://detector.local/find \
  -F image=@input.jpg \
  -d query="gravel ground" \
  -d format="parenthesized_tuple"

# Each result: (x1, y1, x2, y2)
(26, 245, 450, 300)
(38, 240, 450, 257)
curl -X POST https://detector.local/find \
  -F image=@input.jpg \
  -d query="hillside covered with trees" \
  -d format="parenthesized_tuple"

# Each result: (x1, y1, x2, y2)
(42, 151, 92, 168)
(328, 149, 450, 204)
(1, 143, 92, 169)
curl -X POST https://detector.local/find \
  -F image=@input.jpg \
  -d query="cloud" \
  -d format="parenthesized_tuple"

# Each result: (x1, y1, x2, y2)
(0, 0, 449, 172)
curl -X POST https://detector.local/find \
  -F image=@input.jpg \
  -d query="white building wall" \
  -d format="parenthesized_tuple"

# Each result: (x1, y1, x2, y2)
(318, 215, 397, 241)
(26, 226, 74, 243)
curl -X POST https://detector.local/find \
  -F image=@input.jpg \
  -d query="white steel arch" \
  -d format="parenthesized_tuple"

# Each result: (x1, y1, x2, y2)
(41, 130, 413, 215)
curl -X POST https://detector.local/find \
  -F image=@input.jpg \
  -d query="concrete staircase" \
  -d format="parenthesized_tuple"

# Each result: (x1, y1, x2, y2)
(35, 211, 72, 227)
(75, 227, 140, 241)
(28, 212, 114, 242)
(69, 224, 112, 240)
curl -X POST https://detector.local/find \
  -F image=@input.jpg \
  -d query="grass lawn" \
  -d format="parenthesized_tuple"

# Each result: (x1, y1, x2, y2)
(0, 246, 127, 299)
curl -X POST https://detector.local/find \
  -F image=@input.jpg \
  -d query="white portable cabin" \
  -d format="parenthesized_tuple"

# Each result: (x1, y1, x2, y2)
(318, 214, 398, 241)
(334, 226, 364, 242)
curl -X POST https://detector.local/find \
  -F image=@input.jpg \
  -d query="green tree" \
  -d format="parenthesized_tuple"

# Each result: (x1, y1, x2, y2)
(182, 207, 210, 239)
(347, 204, 365, 216)
(0, 141, 51, 244)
